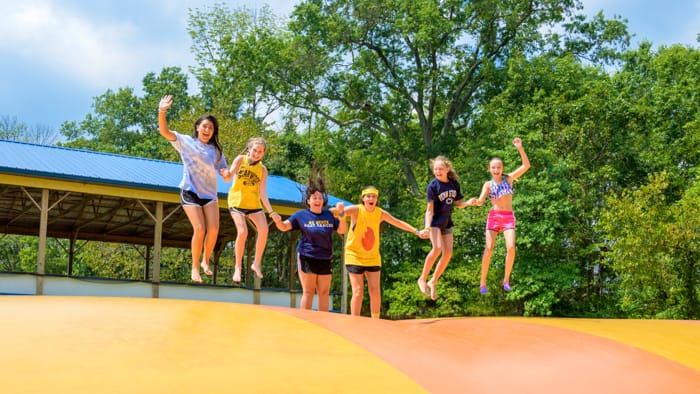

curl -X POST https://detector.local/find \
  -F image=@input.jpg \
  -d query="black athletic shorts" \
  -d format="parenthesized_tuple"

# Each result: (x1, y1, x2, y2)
(345, 264, 381, 274)
(229, 207, 264, 215)
(297, 254, 332, 275)
(180, 189, 216, 207)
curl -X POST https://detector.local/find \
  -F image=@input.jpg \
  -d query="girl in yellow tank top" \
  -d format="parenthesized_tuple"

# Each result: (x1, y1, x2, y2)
(223, 137, 277, 283)
(341, 186, 428, 318)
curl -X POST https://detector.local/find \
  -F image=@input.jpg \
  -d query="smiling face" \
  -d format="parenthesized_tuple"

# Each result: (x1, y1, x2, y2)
(248, 143, 266, 162)
(307, 191, 325, 212)
(489, 158, 504, 178)
(195, 118, 216, 144)
(432, 160, 449, 182)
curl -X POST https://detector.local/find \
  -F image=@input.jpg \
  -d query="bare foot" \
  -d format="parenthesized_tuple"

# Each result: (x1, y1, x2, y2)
(251, 263, 263, 279)
(232, 268, 242, 282)
(427, 280, 437, 300)
(191, 269, 203, 283)
(417, 278, 430, 296)
(200, 261, 213, 276)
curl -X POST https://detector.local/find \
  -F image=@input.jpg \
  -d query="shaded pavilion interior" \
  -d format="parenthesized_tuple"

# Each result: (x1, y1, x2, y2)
(0, 139, 346, 301)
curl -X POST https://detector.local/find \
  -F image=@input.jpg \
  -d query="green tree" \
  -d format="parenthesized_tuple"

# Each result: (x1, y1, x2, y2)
(599, 172, 699, 319)
(613, 43, 700, 193)
(188, 4, 288, 122)
(60, 66, 190, 159)
(273, 0, 627, 197)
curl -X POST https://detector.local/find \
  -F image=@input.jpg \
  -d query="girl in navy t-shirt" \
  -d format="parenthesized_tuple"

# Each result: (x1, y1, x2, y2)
(418, 156, 468, 300)
(272, 176, 346, 312)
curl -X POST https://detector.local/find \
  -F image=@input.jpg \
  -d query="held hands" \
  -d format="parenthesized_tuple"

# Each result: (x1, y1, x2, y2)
(159, 95, 173, 112)
(416, 228, 430, 239)
(334, 202, 345, 218)
(465, 197, 478, 206)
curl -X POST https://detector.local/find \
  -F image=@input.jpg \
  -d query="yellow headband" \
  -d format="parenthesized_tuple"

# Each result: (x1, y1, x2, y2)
(361, 187, 379, 197)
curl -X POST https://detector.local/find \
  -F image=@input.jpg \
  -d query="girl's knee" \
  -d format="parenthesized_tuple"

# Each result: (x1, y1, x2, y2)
(191, 227, 206, 239)
(236, 228, 249, 239)
(191, 222, 206, 233)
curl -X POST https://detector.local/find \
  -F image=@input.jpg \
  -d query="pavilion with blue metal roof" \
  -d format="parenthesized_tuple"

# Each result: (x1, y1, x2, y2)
(0, 139, 348, 303)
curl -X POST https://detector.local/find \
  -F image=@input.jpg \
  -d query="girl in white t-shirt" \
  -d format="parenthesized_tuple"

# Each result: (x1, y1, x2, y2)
(158, 95, 229, 283)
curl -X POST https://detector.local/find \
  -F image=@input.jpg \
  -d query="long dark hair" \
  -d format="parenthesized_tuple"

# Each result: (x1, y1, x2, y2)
(302, 165, 329, 207)
(193, 115, 223, 155)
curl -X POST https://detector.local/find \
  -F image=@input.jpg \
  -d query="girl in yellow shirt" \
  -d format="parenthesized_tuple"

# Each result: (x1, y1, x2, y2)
(224, 137, 275, 282)
(343, 186, 428, 318)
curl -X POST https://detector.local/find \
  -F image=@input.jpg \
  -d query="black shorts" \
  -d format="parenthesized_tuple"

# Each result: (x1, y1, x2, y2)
(346, 264, 381, 274)
(430, 219, 454, 235)
(180, 189, 216, 207)
(297, 254, 332, 275)
(229, 207, 263, 215)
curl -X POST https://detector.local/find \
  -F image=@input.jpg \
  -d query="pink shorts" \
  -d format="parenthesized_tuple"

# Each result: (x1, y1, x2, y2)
(486, 210, 516, 233)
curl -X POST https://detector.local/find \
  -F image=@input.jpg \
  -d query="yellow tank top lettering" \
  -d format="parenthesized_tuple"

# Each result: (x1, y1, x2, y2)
(227, 156, 263, 209)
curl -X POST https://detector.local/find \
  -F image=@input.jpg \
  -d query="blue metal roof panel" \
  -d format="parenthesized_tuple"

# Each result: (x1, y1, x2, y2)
(0, 139, 346, 207)
(0, 139, 182, 192)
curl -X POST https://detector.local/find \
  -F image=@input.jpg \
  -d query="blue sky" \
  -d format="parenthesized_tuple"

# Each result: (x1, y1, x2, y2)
(1, 0, 698, 133)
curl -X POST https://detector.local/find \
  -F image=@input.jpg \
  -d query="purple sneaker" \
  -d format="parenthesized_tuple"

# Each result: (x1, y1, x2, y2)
(480, 285, 488, 295)
(503, 282, 512, 292)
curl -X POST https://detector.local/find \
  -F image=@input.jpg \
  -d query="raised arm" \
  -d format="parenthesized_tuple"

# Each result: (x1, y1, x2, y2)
(158, 95, 176, 141)
(508, 137, 530, 181)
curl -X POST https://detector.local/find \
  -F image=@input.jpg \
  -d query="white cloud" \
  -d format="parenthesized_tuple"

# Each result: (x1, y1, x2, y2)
(0, 1, 188, 90)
